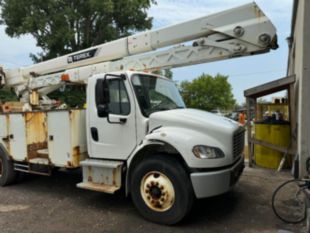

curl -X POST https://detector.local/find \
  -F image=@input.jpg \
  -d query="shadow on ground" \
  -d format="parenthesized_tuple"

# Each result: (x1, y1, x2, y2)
(0, 167, 305, 233)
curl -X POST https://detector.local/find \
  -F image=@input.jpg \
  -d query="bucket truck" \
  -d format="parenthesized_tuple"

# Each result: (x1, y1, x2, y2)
(0, 3, 277, 224)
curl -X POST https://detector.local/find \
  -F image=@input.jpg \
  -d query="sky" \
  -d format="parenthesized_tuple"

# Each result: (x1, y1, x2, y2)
(0, 0, 293, 104)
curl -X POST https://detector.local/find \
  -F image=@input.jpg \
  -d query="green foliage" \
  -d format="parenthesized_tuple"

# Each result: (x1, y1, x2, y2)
(180, 73, 236, 111)
(0, 87, 18, 103)
(0, 0, 156, 61)
(152, 69, 173, 79)
(0, 0, 155, 105)
(47, 85, 86, 108)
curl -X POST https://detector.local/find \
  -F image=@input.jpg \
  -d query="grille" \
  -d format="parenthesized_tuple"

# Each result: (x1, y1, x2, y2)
(233, 127, 245, 159)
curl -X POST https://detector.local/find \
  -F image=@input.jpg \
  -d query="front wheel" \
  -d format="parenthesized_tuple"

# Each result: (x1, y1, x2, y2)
(130, 155, 194, 225)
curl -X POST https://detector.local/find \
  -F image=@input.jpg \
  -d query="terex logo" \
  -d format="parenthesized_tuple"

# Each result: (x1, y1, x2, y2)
(67, 49, 97, 63)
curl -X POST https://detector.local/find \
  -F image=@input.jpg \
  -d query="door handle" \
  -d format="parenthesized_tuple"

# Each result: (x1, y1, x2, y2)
(107, 115, 127, 124)
(90, 127, 99, 141)
(119, 118, 127, 124)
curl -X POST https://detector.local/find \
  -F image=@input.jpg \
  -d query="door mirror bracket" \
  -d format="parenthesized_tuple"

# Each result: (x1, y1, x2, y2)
(97, 104, 109, 118)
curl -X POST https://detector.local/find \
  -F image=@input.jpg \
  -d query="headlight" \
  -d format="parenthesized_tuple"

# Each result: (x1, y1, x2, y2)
(192, 145, 225, 159)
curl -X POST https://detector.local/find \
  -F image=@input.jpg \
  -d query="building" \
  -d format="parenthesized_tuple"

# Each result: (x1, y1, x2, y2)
(288, 0, 310, 178)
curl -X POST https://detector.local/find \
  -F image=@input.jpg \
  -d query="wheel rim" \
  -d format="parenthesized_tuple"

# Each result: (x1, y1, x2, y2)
(140, 171, 175, 212)
(0, 157, 3, 178)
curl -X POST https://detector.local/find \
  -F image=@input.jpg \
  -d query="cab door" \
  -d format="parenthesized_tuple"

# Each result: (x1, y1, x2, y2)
(88, 74, 137, 160)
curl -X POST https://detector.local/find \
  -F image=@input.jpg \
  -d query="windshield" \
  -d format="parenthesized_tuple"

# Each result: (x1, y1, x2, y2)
(131, 74, 185, 117)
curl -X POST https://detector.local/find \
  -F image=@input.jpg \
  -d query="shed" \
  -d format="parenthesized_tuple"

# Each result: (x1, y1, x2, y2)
(244, 75, 296, 168)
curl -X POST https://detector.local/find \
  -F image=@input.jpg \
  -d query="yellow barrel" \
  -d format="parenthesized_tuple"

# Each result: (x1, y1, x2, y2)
(254, 123, 290, 169)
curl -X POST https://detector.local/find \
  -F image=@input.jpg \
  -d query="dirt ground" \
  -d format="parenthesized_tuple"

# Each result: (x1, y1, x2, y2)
(0, 165, 306, 233)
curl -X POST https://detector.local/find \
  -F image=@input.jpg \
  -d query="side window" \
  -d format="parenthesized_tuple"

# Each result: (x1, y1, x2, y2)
(108, 79, 130, 115)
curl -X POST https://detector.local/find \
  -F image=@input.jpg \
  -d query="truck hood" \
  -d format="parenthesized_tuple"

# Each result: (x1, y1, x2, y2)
(147, 108, 243, 168)
(149, 108, 239, 136)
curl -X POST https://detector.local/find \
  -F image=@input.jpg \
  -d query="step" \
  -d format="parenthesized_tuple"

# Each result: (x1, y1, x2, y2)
(36, 149, 48, 155)
(29, 157, 49, 165)
(78, 159, 124, 194)
(14, 161, 51, 176)
(77, 182, 120, 194)
(80, 159, 123, 168)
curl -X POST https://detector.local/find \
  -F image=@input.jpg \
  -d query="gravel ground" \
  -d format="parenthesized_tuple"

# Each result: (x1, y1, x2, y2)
(0, 166, 305, 233)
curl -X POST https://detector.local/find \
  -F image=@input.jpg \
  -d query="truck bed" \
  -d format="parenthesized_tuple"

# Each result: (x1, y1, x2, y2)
(0, 109, 87, 168)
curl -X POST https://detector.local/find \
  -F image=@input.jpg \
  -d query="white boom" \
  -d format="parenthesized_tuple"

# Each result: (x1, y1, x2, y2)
(0, 2, 277, 100)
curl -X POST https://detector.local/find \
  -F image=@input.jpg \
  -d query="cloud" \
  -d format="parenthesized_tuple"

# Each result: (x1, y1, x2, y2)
(0, 0, 292, 82)
(149, 0, 293, 35)
(0, 25, 41, 67)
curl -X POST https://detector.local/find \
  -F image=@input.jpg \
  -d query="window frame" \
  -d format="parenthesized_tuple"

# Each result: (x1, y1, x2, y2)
(95, 75, 131, 117)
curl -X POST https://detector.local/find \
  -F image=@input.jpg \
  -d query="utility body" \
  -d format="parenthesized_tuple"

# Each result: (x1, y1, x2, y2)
(0, 3, 277, 224)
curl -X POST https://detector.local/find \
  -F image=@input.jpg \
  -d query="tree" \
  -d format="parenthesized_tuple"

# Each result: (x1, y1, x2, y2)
(0, 87, 18, 103)
(152, 69, 173, 79)
(47, 85, 86, 108)
(0, 0, 156, 62)
(180, 73, 236, 111)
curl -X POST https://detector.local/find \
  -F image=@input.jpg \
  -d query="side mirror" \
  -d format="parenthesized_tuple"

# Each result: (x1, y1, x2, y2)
(97, 104, 109, 118)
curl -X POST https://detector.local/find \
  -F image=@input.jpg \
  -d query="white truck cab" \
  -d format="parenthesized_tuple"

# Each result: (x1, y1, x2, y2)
(78, 71, 244, 223)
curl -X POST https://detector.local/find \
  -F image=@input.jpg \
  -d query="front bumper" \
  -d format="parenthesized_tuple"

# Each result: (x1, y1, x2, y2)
(190, 156, 244, 199)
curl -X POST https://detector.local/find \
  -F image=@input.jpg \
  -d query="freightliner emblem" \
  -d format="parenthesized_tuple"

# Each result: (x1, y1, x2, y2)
(67, 48, 97, 63)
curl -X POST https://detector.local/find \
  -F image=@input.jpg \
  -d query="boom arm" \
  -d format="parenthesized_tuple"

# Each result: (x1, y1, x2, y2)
(0, 2, 277, 100)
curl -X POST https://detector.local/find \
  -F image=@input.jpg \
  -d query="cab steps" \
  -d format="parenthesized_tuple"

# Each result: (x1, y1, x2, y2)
(77, 159, 124, 194)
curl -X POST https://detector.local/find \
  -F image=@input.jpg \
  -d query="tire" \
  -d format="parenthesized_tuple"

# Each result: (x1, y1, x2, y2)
(0, 149, 18, 186)
(130, 154, 194, 225)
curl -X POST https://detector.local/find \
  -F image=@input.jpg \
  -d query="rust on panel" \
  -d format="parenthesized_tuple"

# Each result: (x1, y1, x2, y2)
(66, 146, 84, 168)
(253, 4, 263, 19)
(77, 182, 119, 194)
(71, 146, 81, 167)
(25, 112, 48, 161)
(87, 166, 92, 182)
(27, 142, 48, 160)
(3, 115, 11, 153)
(69, 109, 86, 168)
(25, 112, 47, 145)
(112, 166, 118, 186)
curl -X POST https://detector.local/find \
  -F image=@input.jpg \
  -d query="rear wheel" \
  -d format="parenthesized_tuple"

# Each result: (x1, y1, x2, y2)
(0, 150, 18, 186)
(130, 155, 194, 225)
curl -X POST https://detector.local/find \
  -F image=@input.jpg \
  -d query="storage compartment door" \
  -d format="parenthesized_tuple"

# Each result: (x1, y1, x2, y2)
(47, 111, 71, 167)
(9, 114, 27, 161)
